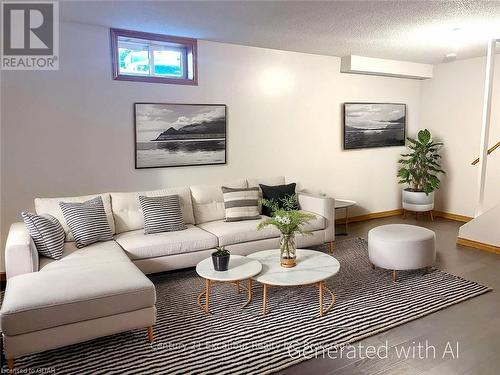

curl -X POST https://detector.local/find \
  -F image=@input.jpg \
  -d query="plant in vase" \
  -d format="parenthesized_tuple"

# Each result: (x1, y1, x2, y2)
(212, 246, 230, 271)
(397, 129, 445, 217)
(257, 195, 315, 268)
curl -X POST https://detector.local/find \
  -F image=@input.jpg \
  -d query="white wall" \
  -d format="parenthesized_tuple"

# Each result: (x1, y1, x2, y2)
(0, 22, 422, 271)
(421, 55, 500, 217)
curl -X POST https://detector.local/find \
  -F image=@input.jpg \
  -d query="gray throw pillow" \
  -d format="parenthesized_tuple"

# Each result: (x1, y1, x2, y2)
(222, 186, 261, 222)
(59, 196, 113, 248)
(22, 212, 65, 259)
(139, 195, 187, 234)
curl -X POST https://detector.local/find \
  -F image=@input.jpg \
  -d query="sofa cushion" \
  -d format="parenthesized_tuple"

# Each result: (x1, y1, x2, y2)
(59, 196, 114, 248)
(114, 225, 218, 260)
(110, 186, 195, 234)
(190, 179, 247, 224)
(198, 217, 280, 246)
(35, 193, 115, 241)
(198, 211, 326, 246)
(0, 262, 155, 336)
(39, 240, 132, 271)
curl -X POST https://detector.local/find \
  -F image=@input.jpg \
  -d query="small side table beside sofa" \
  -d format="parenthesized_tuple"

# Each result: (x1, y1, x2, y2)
(335, 199, 356, 235)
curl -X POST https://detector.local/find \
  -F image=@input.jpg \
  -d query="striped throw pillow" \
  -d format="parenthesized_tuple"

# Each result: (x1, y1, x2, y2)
(22, 212, 65, 259)
(59, 196, 113, 248)
(222, 186, 261, 222)
(139, 195, 187, 235)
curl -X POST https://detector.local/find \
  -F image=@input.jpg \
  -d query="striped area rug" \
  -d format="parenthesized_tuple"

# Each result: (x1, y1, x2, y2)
(2, 238, 491, 374)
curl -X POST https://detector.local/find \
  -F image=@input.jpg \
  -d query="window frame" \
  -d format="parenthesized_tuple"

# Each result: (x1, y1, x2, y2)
(110, 28, 198, 85)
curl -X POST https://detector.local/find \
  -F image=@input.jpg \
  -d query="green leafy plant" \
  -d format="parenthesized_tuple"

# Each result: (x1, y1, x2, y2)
(397, 129, 445, 194)
(260, 194, 299, 214)
(257, 195, 315, 235)
(213, 246, 230, 257)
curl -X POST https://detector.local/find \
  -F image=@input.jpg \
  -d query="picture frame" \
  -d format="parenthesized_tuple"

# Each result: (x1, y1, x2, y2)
(343, 103, 407, 150)
(134, 103, 227, 168)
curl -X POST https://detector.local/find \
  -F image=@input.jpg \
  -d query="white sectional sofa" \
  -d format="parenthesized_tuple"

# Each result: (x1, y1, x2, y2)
(1, 176, 334, 369)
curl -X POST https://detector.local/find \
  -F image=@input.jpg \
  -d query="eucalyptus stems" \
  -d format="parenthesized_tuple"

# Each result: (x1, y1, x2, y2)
(257, 195, 314, 235)
(257, 194, 314, 267)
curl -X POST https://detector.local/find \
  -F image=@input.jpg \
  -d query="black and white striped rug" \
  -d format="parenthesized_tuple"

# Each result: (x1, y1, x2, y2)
(2, 238, 491, 374)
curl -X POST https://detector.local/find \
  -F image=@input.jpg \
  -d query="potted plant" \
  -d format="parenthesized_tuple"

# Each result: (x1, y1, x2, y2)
(257, 195, 315, 268)
(397, 129, 445, 217)
(212, 246, 230, 271)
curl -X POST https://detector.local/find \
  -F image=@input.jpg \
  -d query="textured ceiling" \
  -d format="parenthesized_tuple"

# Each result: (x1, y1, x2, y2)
(60, 0, 500, 64)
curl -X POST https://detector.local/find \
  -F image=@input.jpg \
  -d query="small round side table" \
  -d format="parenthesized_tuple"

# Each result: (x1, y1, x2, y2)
(195, 255, 262, 314)
(335, 199, 356, 235)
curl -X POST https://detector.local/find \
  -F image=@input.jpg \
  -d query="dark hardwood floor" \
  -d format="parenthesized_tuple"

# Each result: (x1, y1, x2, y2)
(278, 216, 500, 375)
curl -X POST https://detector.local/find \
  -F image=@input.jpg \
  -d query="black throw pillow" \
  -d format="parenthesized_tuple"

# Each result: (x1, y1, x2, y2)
(259, 183, 299, 216)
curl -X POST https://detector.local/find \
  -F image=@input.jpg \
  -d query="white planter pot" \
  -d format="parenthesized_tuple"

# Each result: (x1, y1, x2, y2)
(402, 189, 434, 212)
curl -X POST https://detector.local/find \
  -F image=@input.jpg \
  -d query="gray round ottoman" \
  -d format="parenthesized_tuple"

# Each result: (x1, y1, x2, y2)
(368, 224, 436, 282)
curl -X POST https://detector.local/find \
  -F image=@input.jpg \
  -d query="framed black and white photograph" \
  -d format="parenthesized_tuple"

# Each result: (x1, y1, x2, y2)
(343, 103, 406, 149)
(134, 103, 226, 168)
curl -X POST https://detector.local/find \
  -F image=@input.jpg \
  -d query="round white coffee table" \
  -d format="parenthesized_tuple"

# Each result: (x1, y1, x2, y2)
(247, 249, 340, 316)
(196, 255, 262, 313)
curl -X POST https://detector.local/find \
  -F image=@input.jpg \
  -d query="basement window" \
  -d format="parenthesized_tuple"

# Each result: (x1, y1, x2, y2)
(110, 28, 197, 85)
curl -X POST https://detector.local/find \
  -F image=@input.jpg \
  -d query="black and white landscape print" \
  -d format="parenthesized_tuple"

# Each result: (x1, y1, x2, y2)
(135, 103, 226, 168)
(344, 103, 406, 149)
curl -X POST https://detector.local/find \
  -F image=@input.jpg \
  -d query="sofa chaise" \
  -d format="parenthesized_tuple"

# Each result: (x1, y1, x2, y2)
(1, 176, 335, 369)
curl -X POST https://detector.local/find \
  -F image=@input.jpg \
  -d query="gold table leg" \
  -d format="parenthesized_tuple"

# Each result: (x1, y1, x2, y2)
(258, 281, 335, 317)
(262, 283, 268, 315)
(318, 281, 324, 316)
(242, 279, 252, 308)
(197, 278, 254, 313)
(196, 279, 211, 313)
(317, 281, 336, 317)
(205, 279, 211, 313)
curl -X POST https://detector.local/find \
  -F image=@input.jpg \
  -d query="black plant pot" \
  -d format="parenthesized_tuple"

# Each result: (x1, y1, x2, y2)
(212, 254, 230, 271)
